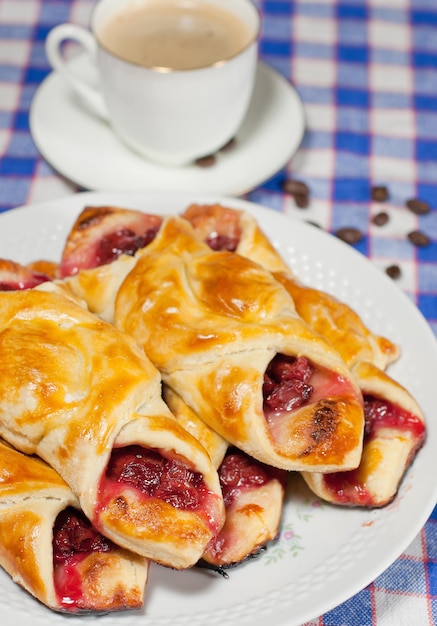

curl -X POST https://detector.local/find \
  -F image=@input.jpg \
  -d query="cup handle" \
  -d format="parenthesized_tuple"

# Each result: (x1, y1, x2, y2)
(45, 24, 108, 120)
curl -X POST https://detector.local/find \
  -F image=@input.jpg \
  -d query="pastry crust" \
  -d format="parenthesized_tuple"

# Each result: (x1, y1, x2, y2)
(114, 216, 364, 473)
(163, 386, 228, 469)
(175, 205, 426, 508)
(202, 449, 286, 568)
(0, 289, 225, 569)
(59, 205, 162, 277)
(182, 203, 400, 370)
(164, 389, 285, 568)
(58, 205, 164, 322)
(58, 203, 399, 370)
(272, 272, 400, 370)
(181, 203, 292, 274)
(61, 254, 137, 322)
(301, 362, 426, 507)
(0, 440, 148, 613)
(26, 259, 60, 280)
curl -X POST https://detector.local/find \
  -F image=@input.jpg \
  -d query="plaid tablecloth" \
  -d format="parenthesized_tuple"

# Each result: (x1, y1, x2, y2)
(0, 1, 436, 624)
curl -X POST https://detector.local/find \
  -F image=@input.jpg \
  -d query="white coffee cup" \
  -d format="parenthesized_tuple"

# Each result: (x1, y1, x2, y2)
(45, 0, 260, 167)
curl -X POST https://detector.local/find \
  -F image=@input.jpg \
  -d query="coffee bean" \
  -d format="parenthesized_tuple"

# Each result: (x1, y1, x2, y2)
(282, 179, 310, 209)
(335, 227, 364, 245)
(294, 192, 310, 208)
(407, 230, 431, 247)
(405, 198, 431, 215)
(195, 154, 216, 168)
(386, 264, 401, 280)
(372, 211, 389, 226)
(371, 185, 389, 202)
(282, 179, 309, 197)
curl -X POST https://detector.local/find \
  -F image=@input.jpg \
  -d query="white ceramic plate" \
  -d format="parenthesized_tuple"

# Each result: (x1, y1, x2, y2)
(0, 191, 436, 626)
(29, 58, 305, 196)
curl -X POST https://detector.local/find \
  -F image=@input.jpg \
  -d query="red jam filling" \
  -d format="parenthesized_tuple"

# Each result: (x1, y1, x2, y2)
(0, 270, 51, 291)
(323, 394, 426, 505)
(60, 212, 163, 277)
(181, 204, 241, 252)
(100, 445, 217, 531)
(218, 448, 285, 508)
(263, 355, 314, 414)
(95, 227, 159, 267)
(363, 394, 425, 441)
(263, 354, 353, 423)
(53, 507, 114, 610)
(206, 449, 286, 561)
(205, 233, 239, 252)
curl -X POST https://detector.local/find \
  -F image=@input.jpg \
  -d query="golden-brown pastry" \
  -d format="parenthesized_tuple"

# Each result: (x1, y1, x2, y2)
(0, 289, 225, 569)
(181, 203, 292, 274)
(57, 206, 163, 322)
(181, 203, 400, 370)
(164, 388, 286, 569)
(58, 204, 291, 323)
(202, 447, 286, 569)
(58, 204, 413, 505)
(301, 362, 426, 507)
(0, 439, 148, 613)
(26, 259, 60, 280)
(181, 203, 426, 508)
(163, 386, 228, 469)
(272, 272, 400, 370)
(60, 205, 163, 276)
(114, 216, 364, 473)
(60, 253, 137, 322)
(58, 203, 399, 369)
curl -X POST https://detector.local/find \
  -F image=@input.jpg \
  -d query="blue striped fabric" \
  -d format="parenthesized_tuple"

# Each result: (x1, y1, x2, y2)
(250, 0, 437, 339)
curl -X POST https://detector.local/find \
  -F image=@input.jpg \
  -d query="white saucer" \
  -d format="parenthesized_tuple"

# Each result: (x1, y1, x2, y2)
(30, 56, 305, 196)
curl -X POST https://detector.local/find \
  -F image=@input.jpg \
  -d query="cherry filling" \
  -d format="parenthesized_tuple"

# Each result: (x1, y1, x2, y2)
(95, 227, 160, 267)
(262, 353, 362, 458)
(363, 394, 426, 441)
(100, 445, 218, 533)
(60, 209, 163, 276)
(53, 507, 115, 609)
(204, 449, 286, 563)
(263, 353, 357, 420)
(263, 354, 314, 414)
(106, 445, 206, 509)
(181, 204, 242, 253)
(0, 270, 51, 291)
(205, 233, 239, 252)
(323, 394, 426, 506)
(218, 448, 284, 507)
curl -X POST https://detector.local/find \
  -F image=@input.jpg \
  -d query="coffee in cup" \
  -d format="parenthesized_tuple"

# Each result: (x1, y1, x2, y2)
(100, 0, 253, 70)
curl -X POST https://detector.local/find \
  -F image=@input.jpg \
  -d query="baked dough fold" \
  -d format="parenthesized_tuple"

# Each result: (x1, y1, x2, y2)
(0, 439, 148, 613)
(114, 216, 364, 472)
(301, 362, 426, 507)
(181, 203, 400, 370)
(181, 203, 427, 507)
(0, 289, 224, 569)
(164, 387, 286, 568)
